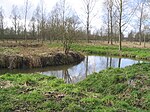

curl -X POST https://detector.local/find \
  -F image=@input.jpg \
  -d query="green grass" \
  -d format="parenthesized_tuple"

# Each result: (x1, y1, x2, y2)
(0, 63, 150, 111)
(0, 42, 150, 111)
(71, 44, 150, 60)
(0, 47, 20, 55)
(1, 42, 150, 61)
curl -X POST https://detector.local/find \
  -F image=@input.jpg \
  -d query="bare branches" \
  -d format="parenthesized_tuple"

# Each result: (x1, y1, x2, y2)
(10, 5, 21, 35)
(82, 0, 97, 42)
(0, 7, 4, 37)
(24, 0, 29, 41)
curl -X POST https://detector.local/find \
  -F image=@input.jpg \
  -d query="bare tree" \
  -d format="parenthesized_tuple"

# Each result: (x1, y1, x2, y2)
(102, 3, 110, 43)
(0, 7, 4, 41)
(82, 0, 97, 43)
(128, 30, 134, 42)
(139, 1, 144, 45)
(40, 0, 46, 42)
(118, 0, 123, 51)
(48, 4, 61, 41)
(110, 0, 114, 44)
(48, 0, 80, 54)
(34, 5, 41, 41)
(103, 0, 117, 44)
(29, 16, 36, 38)
(24, 0, 29, 41)
(64, 15, 80, 54)
(10, 5, 20, 35)
(136, 0, 148, 45)
(114, 0, 137, 50)
(33, 1, 46, 43)
(143, 26, 150, 47)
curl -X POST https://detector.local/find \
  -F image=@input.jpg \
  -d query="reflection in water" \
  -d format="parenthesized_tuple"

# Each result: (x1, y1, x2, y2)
(106, 57, 109, 68)
(118, 58, 121, 68)
(0, 55, 143, 83)
(63, 69, 72, 83)
(36, 56, 143, 83)
(85, 56, 88, 77)
(110, 57, 112, 67)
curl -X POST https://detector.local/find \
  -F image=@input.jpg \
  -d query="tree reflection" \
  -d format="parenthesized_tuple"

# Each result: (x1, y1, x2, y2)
(85, 56, 88, 77)
(118, 58, 121, 68)
(62, 69, 72, 83)
(106, 57, 109, 68)
(106, 57, 112, 68)
(110, 57, 112, 67)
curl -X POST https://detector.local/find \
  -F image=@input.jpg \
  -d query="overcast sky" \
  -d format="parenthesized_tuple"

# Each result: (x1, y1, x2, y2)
(0, 0, 104, 31)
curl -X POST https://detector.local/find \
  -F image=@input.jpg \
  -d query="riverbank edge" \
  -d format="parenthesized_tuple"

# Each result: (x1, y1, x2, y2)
(0, 51, 85, 69)
(71, 44, 150, 61)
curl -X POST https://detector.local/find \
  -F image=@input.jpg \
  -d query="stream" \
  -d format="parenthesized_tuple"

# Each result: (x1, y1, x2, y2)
(0, 55, 144, 83)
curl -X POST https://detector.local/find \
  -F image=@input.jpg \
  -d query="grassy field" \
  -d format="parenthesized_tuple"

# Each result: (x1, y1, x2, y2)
(0, 41, 150, 111)
(0, 63, 150, 111)
(70, 43, 150, 61)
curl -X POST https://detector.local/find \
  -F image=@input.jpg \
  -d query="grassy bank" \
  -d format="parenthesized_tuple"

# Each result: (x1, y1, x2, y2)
(71, 44, 150, 61)
(1, 63, 150, 111)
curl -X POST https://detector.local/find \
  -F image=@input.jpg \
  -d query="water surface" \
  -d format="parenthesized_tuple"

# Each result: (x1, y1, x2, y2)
(0, 55, 143, 83)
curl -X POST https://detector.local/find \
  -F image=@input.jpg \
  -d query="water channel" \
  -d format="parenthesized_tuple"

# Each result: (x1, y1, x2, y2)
(0, 55, 144, 83)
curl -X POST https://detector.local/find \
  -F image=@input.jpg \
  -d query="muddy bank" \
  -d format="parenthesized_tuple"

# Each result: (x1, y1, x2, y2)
(0, 52, 85, 69)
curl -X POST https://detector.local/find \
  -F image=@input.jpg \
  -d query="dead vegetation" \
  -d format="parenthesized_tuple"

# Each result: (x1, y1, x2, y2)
(0, 81, 13, 88)
(0, 42, 42, 48)
(85, 41, 150, 48)
(0, 52, 84, 69)
(0, 43, 84, 69)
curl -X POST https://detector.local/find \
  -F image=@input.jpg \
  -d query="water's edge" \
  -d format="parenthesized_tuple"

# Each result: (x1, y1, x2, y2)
(1, 55, 145, 83)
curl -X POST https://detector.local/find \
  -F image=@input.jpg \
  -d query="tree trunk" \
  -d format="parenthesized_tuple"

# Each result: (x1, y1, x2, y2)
(107, 8, 110, 44)
(110, 1, 113, 45)
(24, 0, 28, 42)
(139, 3, 143, 46)
(144, 35, 146, 47)
(119, 0, 122, 51)
(87, 4, 90, 43)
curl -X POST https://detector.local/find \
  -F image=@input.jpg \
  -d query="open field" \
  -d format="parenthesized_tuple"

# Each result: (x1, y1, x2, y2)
(0, 40, 150, 48)
(78, 40, 150, 48)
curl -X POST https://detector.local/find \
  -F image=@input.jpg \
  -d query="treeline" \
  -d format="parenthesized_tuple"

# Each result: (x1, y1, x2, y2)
(0, 1, 87, 42)
(0, 0, 150, 48)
